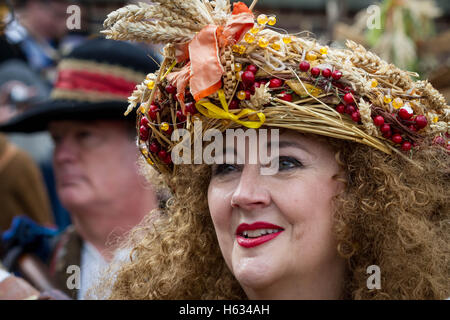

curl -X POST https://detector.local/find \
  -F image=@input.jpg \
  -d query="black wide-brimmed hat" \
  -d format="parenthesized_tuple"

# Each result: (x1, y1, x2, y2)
(0, 38, 159, 132)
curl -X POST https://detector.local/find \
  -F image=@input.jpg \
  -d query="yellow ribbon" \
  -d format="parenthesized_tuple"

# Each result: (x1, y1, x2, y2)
(161, 61, 177, 81)
(195, 89, 266, 129)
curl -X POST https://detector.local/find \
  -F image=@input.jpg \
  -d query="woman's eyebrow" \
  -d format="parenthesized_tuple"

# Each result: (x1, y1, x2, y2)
(268, 140, 311, 153)
(221, 146, 236, 156)
(220, 140, 311, 157)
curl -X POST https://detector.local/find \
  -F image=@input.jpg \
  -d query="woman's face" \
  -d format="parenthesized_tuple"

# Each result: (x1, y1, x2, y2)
(207, 130, 346, 299)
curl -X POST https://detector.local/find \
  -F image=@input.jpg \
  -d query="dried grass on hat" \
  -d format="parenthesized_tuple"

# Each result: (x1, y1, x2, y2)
(102, 0, 448, 175)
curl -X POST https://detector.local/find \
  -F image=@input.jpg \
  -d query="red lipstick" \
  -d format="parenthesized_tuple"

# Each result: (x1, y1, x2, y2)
(235, 222, 284, 248)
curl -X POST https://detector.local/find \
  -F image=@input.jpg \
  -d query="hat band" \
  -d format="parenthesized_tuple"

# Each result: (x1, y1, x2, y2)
(54, 69, 137, 100)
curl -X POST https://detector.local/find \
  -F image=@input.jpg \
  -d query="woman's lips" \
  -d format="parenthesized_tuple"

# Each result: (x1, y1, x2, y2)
(235, 222, 284, 248)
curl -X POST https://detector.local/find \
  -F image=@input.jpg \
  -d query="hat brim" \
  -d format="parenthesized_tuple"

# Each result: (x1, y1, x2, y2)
(0, 99, 136, 133)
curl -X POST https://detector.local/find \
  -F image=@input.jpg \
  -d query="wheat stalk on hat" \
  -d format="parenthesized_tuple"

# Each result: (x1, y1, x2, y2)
(102, 0, 219, 44)
(104, 2, 203, 32)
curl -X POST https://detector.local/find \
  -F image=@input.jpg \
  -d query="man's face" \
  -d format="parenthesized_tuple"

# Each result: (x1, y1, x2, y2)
(27, 0, 70, 39)
(49, 119, 138, 212)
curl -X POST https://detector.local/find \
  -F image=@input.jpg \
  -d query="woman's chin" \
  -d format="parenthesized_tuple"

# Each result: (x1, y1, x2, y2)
(232, 256, 278, 291)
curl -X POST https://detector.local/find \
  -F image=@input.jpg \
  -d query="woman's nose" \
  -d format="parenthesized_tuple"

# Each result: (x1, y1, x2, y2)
(230, 165, 271, 211)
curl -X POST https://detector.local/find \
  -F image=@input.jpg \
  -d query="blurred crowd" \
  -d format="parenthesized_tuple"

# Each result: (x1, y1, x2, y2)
(0, 0, 162, 299)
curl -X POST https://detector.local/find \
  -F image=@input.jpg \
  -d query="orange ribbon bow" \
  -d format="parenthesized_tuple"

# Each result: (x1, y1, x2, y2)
(166, 2, 254, 114)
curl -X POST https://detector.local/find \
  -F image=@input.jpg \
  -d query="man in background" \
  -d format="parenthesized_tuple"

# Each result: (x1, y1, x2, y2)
(0, 38, 161, 299)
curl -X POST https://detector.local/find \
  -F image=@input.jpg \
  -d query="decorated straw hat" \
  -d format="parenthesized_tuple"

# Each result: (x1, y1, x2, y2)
(102, 0, 449, 174)
(0, 38, 159, 132)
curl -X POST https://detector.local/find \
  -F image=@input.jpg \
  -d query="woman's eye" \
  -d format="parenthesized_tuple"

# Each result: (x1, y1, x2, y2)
(213, 164, 239, 175)
(278, 156, 303, 171)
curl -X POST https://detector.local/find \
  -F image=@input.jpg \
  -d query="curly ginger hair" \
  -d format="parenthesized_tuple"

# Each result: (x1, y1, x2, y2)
(92, 136, 449, 300)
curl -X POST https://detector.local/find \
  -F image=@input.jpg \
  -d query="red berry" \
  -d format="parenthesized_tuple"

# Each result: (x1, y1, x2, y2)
(245, 90, 251, 100)
(344, 86, 353, 93)
(433, 136, 445, 146)
(176, 110, 186, 122)
(401, 141, 412, 151)
(336, 103, 345, 114)
(398, 108, 413, 120)
(331, 70, 342, 80)
(245, 64, 258, 74)
(249, 81, 261, 95)
(229, 99, 239, 109)
(164, 125, 173, 136)
(139, 125, 149, 141)
(310, 67, 320, 77)
(382, 130, 392, 139)
(140, 116, 149, 127)
(242, 71, 255, 87)
(345, 104, 356, 115)
(163, 154, 172, 164)
(165, 84, 177, 95)
(343, 92, 354, 104)
(408, 124, 417, 132)
(184, 89, 193, 100)
(299, 61, 310, 72)
(269, 78, 283, 88)
(414, 115, 428, 129)
(322, 68, 332, 78)
(185, 102, 197, 114)
(380, 123, 391, 133)
(351, 111, 361, 122)
(149, 142, 160, 153)
(280, 92, 293, 102)
(373, 115, 385, 127)
(158, 150, 167, 159)
(392, 134, 402, 144)
(149, 104, 160, 112)
(148, 110, 157, 121)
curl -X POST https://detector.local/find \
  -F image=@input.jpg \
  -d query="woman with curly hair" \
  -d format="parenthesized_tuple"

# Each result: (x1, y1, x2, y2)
(94, 0, 449, 300)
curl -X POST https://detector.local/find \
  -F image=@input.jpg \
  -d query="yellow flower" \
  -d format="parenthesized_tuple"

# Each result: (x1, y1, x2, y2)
(306, 52, 317, 61)
(244, 33, 255, 43)
(268, 16, 276, 26)
(146, 80, 155, 90)
(257, 14, 268, 25)
(161, 122, 169, 131)
(258, 37, 269, 48)
(282, 36, 292, 44)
